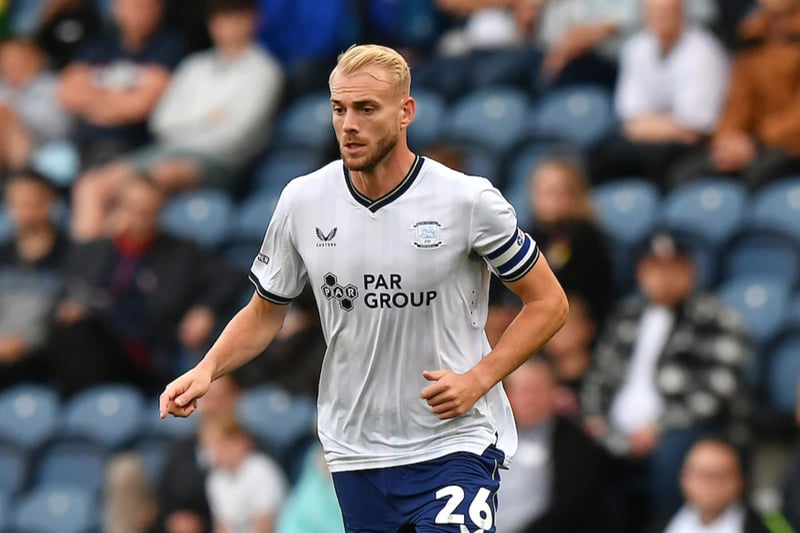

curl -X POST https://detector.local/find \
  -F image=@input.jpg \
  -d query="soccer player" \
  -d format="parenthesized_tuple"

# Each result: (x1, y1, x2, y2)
(160, 44, 568, 532)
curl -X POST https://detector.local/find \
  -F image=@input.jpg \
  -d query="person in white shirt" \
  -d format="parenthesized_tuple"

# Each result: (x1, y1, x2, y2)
(70, 0, 284, 241)
(590, 0, 730, 186)
(651, 439, 769, 533)
(160, 44, 568, 532)
(201, 415, 287, 533)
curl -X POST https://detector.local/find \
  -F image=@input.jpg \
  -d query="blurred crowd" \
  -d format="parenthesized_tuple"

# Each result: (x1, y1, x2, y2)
(0, 0, 800, 531)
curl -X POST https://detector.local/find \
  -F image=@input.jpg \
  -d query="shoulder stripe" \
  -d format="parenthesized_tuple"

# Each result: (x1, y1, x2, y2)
(248, 272, 293, 305)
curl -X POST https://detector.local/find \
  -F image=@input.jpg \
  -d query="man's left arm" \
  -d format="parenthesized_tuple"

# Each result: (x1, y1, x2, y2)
(422, 257, 568, 419)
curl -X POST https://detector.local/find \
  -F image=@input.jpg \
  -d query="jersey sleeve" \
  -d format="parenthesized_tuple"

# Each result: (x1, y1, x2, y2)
(249, 186, 307, 304)
(470, 186, 540, 283)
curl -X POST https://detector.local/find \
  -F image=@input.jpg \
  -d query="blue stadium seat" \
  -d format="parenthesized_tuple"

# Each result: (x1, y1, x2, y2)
(141, 404, 199, 441)
(717, 277, 790, 345)
(721, 230, 800, 288)
(661, 179, 748, 247)
(11, 484, 96, 533)
(134, 437, 172, 483)
(592, 180, 661, 245)
(237, 386, 316, 463)
(763, 328, 800, 415)
(531, 85, 616, 149)
(408, 89, 447, 151)
(161, 189, 235, 250)
(0, 385, 59, 451)
(35, 442, 106, 494)
(0, 492, 7, 532)
(786, 293, 800, 328)
(62, 385, 144, 450)
(250, 149, 325, 196)
(749, 179, 800, 242)
(0, 444, 27, 499)
(272, 93, 335, 152)
(444, 88, 530, 154)
(233, 190, 282, 244)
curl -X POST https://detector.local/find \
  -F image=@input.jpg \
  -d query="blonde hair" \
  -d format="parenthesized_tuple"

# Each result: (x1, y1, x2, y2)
(329, 44, 411, 96)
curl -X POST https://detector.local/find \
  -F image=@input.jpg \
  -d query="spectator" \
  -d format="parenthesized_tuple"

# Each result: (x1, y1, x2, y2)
(581, 229, 751, 526)
(71, 0, 283, 242)
(235, 285, 325, 398)
(34, 0, 102, 70)
(540, 295, 597, 417)
(201, 414, 287, 533)
(0, 170, 68, 388)
(0, 104, 32, 176)
(591, 0, 730, 187)
(0, 39, 73, 147)
(153, 374, 242, 533)
(58, 0, 184, 170)
(498, 356, 610, 533)
(525, 158, 614, 324)
(46, 174, 245, 396)
(275, 445, 345, 533)
(649, 439, 770, 532)
(668, 0, 800, 189)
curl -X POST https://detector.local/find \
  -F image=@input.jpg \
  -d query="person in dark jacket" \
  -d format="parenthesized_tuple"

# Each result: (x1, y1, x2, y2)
(649, 439, 769, 533)
(46, 173, 246, 395)
(498, 355, 610, 533)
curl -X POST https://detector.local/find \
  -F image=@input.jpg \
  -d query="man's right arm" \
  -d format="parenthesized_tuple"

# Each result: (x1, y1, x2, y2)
(159, 293, 289, 418)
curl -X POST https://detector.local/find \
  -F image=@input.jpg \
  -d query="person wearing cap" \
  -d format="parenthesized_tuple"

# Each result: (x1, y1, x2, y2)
(580, 229, 752, 529)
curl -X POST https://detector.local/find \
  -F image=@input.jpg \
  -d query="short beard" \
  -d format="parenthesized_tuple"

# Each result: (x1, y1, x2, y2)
(341, 130, 398, 172)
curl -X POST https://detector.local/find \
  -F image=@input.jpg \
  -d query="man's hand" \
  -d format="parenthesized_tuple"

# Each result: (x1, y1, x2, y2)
(711, 131, 756, 172)
(0, 334, 27, 364)
(56, 299, 86, 325)
(159, 364, 213, 419)
(628, 425, 660, 458)
(420, 369, 487, 420)
(624, 115, 700, 144)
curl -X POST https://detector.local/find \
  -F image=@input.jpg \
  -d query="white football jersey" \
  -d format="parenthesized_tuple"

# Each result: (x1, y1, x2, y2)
(250, 156, 540, 472)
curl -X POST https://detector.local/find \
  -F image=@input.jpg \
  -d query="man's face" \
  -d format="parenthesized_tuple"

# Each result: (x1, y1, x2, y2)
(208, 9, 256, 51)
(5, 180, 53, 231)
(0, 41, 44, 87)
(329, 66, 412, 172)
(114, 0, 163, 41)
(637, 256, 695, 307)
(506, 363, 557, 429)
(645, 0, 684, 45)
(681, 443, 743, 515)
(112, 180, 163, 240)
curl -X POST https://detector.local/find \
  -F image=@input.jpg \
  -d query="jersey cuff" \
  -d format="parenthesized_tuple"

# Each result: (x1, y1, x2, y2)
(248, 272, 293, 305)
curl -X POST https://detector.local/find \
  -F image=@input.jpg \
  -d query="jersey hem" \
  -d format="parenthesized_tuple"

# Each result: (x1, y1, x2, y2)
(325, 437, 502, 473)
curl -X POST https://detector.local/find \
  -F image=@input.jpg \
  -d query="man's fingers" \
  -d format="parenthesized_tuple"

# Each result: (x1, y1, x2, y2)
(420, 381, 447, 400)
(422, 369, 447, 382)
(175, 384, 200, 407)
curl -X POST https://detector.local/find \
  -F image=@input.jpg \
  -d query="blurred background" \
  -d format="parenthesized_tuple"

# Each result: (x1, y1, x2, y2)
(0, 0, 800, 531)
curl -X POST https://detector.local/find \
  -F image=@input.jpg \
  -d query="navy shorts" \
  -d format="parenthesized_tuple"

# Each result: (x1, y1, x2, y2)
(332, 445, 504, 533)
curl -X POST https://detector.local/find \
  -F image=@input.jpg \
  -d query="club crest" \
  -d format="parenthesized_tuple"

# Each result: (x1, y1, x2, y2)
(413, 220, 443, 249)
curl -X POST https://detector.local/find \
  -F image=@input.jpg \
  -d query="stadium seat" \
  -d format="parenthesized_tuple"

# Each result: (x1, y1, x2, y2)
(11, 484, 96, 533)
(717, 277, 790, 345)
(749, 178, 800, 242)
(233, 190, 282, 244)
(250, 149, 325, 196)
(444, 88, 530, 154)
(407, 89, 447, 151)
(0, 492, 7, 532)
(721, 230, 800, 288)
(272, 92, 335, 152)
(530, 84, 616, 149)
(134, 437, 172, 483)
(763, 328, 800, 415)
(661, 179, 748, 247)
(786, 293, 800, 328)
(161, 189, 235, 250)
(35, 442, 106, 494)
(237, 385, 316, 463)
(592, 180, 661, 245)
(0, 385, 59, 451)
(61, 385, 144, 450)
(0, 444, 27, 498)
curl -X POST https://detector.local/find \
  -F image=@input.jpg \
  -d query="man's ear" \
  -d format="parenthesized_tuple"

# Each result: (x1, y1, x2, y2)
(400, 96, 416, 130)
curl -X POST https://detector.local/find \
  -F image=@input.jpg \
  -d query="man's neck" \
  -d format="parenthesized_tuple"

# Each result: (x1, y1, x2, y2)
(217, 42, 250, 60)
(121, 31, 151, 52)
(349, 147, 416, 201)
(16, 223, 56, 261)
